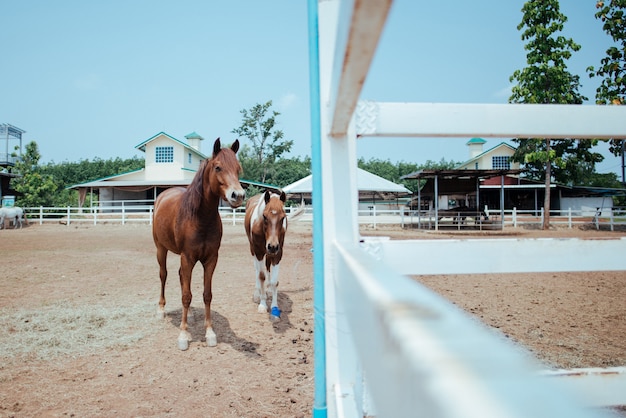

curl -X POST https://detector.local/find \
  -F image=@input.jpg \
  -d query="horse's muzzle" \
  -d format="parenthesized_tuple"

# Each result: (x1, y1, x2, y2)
(227, 190, 246, 208)
(267, 243, 280, 254)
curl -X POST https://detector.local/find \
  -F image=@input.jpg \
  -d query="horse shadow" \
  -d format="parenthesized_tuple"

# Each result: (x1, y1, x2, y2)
(167, 308, 262, 358)
(270, 291, 294, 334)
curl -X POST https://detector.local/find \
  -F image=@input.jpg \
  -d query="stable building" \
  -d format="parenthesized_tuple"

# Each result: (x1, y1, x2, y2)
(70, 131, 265, 210)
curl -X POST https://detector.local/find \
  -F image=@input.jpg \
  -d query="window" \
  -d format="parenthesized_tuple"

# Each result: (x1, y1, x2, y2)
(155, 146, 174, 163)
(492, 155, 510, 169)
(188, 152, 192, 164)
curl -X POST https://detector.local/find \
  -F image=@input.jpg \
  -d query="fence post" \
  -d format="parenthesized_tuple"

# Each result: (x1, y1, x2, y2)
(513, 207, 517, 228)
(373, 206, 377, 230)
(149, 206, 153, 226)
(39, 206, 43, 225)
(610, 208, 614, 232)
(93, 206, 97, 225)
(540, 207, 544, 227)
(567, 208, 572, 229)
(122, 203, 126, 225)
(67, 206, 71, 226)
(232, 209, 236, 226)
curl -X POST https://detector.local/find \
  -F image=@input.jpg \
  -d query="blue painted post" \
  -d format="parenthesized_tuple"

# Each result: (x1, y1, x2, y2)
(307, 0, 327, 416)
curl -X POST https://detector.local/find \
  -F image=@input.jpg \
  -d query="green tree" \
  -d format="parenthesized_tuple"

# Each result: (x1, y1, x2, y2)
(272, 156, 311, 188)
(232, 101, 294, 183)
(587, 0, 626, 171)
(38, 156, 145, 206)
(509, 0, 599, 229)
(10, 141, 58, 207)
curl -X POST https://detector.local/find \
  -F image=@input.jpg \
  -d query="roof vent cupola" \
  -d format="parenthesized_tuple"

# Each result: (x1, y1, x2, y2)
(466, 137, 486, 159)
(185, 131, 204, 152)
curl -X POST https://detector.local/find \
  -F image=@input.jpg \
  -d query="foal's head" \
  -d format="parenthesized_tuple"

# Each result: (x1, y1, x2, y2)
(206, 138, 245, 208)
(262, 190, 287, 255)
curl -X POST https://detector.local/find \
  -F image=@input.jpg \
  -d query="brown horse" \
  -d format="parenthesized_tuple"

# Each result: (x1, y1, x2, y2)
(244, 190, 287, 320)
(153, 138, 245, 350)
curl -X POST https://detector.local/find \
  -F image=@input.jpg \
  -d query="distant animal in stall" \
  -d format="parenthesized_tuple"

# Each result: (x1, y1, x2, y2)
(437, 206, 489, 225)
(244, 190, 288, 321)
(0, 206, 25, 229)
(152, 138, 245, 350)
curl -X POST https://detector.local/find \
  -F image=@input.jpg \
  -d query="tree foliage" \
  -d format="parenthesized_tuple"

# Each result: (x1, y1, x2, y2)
(10, 141, 58, 207)
(232, 101, 294, 183)
(587, 0, 626, 156)
(509, 0, 602, 228)
(9, 142, 145, 207)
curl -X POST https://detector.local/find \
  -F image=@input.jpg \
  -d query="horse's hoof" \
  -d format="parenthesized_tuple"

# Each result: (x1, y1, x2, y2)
(157, 307, 166, 319)
(270, 307, 281, 321)
(178, 338, 189, 351)
(257, 305, 267, 314)
(206, 333, 217, 347)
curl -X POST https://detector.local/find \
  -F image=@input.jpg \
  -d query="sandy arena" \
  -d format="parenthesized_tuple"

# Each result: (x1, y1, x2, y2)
(0, 221, 624, 417)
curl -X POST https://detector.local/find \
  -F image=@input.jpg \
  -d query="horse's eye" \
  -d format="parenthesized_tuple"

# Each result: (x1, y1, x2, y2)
(215, 166, 222, 172)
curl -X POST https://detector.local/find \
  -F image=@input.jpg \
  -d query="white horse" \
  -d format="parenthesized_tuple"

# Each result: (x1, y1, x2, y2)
(0, 206, 25, 229)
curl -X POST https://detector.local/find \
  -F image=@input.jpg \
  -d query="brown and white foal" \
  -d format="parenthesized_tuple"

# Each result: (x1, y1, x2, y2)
(244, 190, 287, 320)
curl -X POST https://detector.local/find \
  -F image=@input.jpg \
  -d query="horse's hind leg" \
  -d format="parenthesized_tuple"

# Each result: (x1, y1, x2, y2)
(156, 246, 168, 319)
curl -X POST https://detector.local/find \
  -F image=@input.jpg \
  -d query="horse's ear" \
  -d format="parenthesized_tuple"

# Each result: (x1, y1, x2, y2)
(231, 139, 240, 154)
(264, 190, 271, 203)
(213, 138, 221, 157)
(280, 191, 286, 202)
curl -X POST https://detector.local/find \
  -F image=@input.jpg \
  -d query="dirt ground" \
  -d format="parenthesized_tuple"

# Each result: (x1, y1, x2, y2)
(0, 220, 625, 417)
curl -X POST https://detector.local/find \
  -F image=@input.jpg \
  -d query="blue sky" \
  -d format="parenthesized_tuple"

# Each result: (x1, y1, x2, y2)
(1, 1, 622, 176)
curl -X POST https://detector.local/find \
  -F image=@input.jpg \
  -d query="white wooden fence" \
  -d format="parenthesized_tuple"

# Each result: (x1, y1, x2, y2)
(21, 204, 246, 226)
(308, 1, 626, 418)
(15, 205, 626, 231)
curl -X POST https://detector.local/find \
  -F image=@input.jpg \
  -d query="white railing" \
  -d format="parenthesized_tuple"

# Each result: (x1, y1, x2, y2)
(18, 204, 626, 231)
(309, 1, 626, 418)
(22, 205, 250, 226)
(20, 204, 309, 226)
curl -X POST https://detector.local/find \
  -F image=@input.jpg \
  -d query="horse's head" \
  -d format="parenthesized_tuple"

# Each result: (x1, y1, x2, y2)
(261, 190, 287, 255)
(206, 138, 245, 208)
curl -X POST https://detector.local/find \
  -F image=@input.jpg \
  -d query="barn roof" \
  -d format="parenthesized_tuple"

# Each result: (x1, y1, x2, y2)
(283, 168, 410, 200)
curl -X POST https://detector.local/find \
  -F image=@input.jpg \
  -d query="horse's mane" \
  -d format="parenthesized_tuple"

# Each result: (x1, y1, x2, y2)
(180, 158, 209, 219)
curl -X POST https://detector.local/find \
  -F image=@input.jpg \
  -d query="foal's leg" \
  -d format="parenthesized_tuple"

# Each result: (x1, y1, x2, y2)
(156, 246, 168, 318)
(253, 257, 268, 313)
(202, 255, 219, 347)
(268, 263, 281, 320)
(177, 256, 194, 351)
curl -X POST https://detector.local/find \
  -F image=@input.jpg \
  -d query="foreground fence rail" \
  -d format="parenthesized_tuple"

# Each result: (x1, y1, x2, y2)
(309, 0, 626, 417)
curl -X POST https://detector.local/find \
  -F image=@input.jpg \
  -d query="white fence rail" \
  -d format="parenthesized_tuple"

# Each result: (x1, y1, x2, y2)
(21, 205, 249, 226)
(309, 1, 626, 418)
(15, 205, 626, 231)
(20, 204, 307, 226)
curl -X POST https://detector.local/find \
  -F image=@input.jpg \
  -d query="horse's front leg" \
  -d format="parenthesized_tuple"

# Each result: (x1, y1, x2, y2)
(202, 256, 219, 347)
(268, 263, 281, 320)
(253, 257, 268, 313)
(177, 257, 194, 351)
